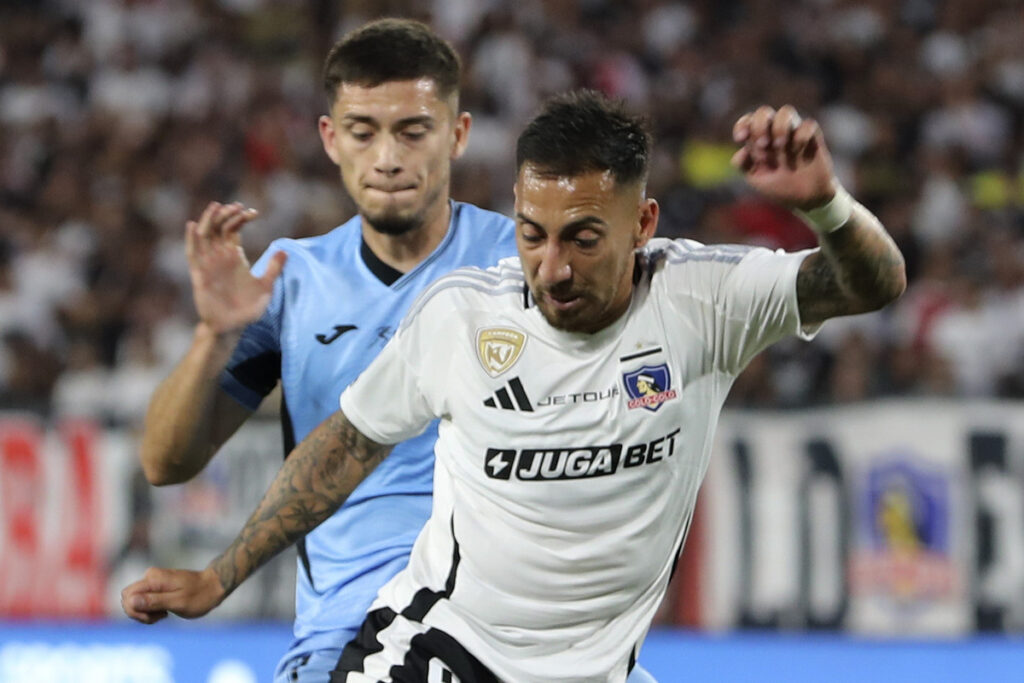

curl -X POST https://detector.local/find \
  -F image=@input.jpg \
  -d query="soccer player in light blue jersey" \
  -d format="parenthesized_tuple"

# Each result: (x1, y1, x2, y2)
(131, 19, 658, 683)
(131, 19, 518, 683)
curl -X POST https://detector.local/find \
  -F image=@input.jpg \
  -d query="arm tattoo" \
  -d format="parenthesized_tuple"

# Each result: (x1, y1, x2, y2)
(208, 410, 391, 595)
(796, 204, 907, 325)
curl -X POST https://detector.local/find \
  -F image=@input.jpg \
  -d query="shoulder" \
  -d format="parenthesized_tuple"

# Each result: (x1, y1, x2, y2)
(642, 238, 756, 271)
(452, 201, 514, 232)
(451, 202, 516, 250)
(640, 238, 784, 307)
(259, 216, 360, 267)
(401, 257, 525, 332)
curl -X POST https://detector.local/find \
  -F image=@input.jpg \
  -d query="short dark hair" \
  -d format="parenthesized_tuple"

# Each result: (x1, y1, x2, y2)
(516, 90, 651, 187)
(322, 18, 461, 106)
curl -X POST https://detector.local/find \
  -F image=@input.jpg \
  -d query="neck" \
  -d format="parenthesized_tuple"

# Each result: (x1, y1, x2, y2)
(361, 198, 451, 274)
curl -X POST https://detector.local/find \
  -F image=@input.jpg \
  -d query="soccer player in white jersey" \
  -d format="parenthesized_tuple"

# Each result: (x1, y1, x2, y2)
(122, 19, 591, 683)
(123, 91, 905, 681)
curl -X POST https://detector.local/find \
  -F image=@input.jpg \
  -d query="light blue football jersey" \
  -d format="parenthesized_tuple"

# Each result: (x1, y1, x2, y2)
(219, 201, 517, 661)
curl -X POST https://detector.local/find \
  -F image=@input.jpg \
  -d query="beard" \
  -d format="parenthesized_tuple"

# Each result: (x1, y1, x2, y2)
(363, 212, 422, 236)
(359, 184, 444, 236)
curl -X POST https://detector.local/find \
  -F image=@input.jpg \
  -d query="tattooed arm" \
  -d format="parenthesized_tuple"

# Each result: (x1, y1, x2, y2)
(121, 409, 392, 623)
(796, 203, 906, 325)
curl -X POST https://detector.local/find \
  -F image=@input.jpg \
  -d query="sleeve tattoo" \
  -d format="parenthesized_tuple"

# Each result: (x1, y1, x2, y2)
(208, 410, 392, 595)
(796, 203, 907, 325)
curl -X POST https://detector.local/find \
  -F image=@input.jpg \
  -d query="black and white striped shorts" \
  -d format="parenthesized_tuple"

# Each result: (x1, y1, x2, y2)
(331, 607, 500, 683)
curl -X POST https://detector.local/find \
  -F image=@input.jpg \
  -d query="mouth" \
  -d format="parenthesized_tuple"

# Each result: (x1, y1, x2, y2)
(544, 292, 582, 312)
(365, 185, 417, 197)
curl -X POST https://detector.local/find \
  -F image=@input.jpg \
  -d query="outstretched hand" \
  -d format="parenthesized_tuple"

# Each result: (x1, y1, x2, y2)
(186, 201, 287, 335)
(121, 566, 226, 624)
(731, 105, 838, 211)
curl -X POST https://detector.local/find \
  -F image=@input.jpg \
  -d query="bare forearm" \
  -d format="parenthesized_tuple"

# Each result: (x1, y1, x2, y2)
(797, 202, 907, 324)
(140, 324, 245, 484)
(207, 410, 390, 597)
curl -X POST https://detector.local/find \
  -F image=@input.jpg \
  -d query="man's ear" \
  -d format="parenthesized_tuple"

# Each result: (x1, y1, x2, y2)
(450, 111, 472, 160)
(319, 114, 342, 166)
(635, 198, 659, 248)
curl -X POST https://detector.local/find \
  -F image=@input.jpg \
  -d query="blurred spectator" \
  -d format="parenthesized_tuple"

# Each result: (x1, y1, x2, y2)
(0, 0, 1021, 422)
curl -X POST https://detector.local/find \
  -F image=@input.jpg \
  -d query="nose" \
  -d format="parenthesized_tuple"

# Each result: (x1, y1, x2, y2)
(536, 240, 572, 286)
(373, 135, 402, 177)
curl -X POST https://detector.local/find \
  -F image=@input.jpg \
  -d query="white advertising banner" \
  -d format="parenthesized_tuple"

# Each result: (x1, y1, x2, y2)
(2, 401, 1024, 637)
(702, 400, 1024, 635)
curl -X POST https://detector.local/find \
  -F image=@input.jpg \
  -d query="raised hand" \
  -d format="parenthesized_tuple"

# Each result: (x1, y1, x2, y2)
(731, 105, 838, 211)
(121, 566, 225, 624)
(186, 202, 287, 335)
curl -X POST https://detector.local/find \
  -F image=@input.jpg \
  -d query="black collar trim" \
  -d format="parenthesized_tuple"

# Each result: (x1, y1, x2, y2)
(361, 238, 405, 286)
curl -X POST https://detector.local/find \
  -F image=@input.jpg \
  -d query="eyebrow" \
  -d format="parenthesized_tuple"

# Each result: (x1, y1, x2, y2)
(341, 114, 435, 128)
(515, 213, 608, 234)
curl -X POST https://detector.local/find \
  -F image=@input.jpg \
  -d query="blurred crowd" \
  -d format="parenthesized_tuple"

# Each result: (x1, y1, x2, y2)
(1, 0, 1023, 424)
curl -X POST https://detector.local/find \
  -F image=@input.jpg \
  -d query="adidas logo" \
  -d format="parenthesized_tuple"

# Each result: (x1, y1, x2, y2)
(482, 377, 533, 412)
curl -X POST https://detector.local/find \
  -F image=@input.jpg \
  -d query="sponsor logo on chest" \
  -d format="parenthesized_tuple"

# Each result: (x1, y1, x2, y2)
(482, 376, 620, 411)
(484, 428, 680, 481)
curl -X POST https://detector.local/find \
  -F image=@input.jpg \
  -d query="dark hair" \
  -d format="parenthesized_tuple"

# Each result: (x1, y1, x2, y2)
(516, 90, 651, 187)
(322, 18, 461, 105)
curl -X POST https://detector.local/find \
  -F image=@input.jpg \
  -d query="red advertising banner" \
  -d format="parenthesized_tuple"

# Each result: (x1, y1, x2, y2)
(0, 417, 105, 617)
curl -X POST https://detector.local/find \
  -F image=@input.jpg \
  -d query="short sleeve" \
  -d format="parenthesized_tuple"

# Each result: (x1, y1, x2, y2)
(217, 246, 286, 410)
(713, 246, 818, 372)
(340, 293, 451, 445)
(658, 241, 818, 375)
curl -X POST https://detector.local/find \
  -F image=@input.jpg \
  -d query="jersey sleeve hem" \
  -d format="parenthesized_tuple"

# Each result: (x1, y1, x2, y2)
(339, 389, 397, 445)
(218, 369, 267, 411)
(788, 248, 824, 341)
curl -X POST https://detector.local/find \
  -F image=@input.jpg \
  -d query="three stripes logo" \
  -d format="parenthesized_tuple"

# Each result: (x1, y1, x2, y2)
(482, 376, 533, 412)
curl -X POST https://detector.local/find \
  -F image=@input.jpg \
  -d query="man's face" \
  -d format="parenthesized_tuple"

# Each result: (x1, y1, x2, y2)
(319, 78, 470, 235)
(514, 165, 658, 334)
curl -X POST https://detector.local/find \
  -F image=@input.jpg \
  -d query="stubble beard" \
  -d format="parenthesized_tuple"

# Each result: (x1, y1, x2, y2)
(363, 212, 422, 236)
(360, 183, 446, 237)
(531, 286, 588, 333)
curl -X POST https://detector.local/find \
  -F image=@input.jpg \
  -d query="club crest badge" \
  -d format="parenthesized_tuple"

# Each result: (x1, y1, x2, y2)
(623, 364, 677, 411)
(477, 327, 527, 377)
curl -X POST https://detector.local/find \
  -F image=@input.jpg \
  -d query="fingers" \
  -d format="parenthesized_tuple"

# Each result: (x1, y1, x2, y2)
(121, 572, 173, 624)
(121, 567, 191, 622)
(732, 112, 753, 144)
(193, 201, 221, 241)
(221, 206, 259, 237)
(185, 219, 199, 260)
(793, 118, 823, 162)
(730, 146, 753, 172)
(733, 104, 821, 167)
(189, 202, 259, 252)
(259, 250, 288, 287)
(743, 105, 776, 152)
(770, 105, 801, 150)
(121, 566, 225, 623)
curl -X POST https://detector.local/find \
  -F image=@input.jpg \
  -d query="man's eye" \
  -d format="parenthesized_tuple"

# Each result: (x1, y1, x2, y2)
(350, 129, 373, 141)
(403, 129, 427, 141)
(520, 231, 543, 243)
(574, 237, 599, 248)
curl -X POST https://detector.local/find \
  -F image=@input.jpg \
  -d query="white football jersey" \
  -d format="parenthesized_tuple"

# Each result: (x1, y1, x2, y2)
(341, 238, 815, 682)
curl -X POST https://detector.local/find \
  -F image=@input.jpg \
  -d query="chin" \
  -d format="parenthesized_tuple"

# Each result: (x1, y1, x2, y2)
(539, 307, 584, 333)
(361, 208, 424, 236)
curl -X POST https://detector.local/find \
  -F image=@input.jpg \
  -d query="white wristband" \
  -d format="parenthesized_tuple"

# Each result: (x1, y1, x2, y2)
(796, 185, 854, 235)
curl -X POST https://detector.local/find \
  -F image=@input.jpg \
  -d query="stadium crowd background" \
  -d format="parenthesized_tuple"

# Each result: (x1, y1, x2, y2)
(1, 0, 1022, 424)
